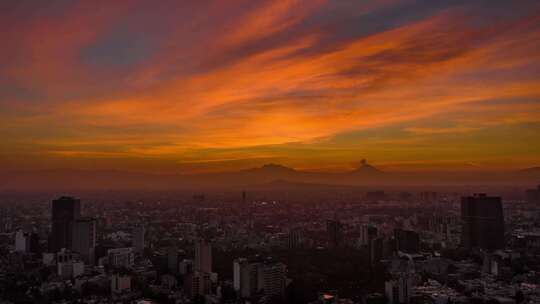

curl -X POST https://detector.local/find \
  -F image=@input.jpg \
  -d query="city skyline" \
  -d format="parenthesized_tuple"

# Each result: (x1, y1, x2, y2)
(3, 188, 540, 303)
(1, 1, 540, 174)
(2, 2, 540, 301)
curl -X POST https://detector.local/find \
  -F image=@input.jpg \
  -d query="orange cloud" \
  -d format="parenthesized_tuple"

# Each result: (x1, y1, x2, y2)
(1, 1, 539, 172)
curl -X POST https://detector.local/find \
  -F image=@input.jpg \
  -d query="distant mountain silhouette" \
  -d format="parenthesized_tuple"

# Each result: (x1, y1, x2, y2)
(1, 163, 539, 190)
(244, 179, 357, 191)
(243, 163, 298, 174)
(351, 159, 384, 175)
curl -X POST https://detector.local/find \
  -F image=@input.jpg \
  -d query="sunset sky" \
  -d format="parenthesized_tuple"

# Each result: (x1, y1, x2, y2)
(1, 0, 540, 173)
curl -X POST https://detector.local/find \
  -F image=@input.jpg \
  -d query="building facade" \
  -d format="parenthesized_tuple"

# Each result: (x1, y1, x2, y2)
(50, 196, 81, 252)
(461, 194, 505, 251)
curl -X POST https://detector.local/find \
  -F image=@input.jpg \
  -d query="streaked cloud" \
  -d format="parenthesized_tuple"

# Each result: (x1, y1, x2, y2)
(1, 0, 539, 172)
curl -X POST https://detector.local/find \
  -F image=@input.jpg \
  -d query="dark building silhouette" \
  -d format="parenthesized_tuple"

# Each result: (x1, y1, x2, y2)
(287, 228, 303, 249)
(29, 232, 41, 254)
(394, 229, 420, 253)
(72, 217, 96, 264)
(360, 224, 378, 247)
(369, 237, 384, 266)
(461, 193, 504, 251)
(50, 196, 81, 252)
(326, 220, 344, 248)
(383, 238, 397, 259)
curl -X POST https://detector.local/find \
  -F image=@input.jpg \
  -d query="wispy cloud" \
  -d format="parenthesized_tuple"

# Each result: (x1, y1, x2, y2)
(1, 0, 539, 171)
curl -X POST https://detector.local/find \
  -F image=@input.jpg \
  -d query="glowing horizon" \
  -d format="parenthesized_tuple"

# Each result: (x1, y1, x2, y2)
(1, 1, 539, 173)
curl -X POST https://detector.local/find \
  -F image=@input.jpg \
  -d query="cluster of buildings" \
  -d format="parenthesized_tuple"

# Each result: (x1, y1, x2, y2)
(0, 186, 538, 303)
(233, 257, 287, 300)
(372, 193, 539, 304)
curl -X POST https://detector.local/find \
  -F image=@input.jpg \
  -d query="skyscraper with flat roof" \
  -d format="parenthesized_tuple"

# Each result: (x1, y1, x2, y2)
(262, 260, 287, 298)
(326, 220, 344, 248)
(395, 229, 420, 254)
(461, 193, 504, 251)
(133, 225, 145, 253)
(234, 258, 261, 298)
(360, 224, 378, 247)
(15, 230, 30, 253)
(50, 196, 81, 252)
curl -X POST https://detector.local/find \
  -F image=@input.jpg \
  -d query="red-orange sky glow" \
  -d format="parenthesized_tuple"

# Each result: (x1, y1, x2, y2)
(1, 0, 540, 173)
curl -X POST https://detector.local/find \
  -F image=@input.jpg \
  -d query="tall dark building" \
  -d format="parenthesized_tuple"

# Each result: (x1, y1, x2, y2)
(360, 224, 378, 247)
(461, 193, 504, 251)
(394, 229, 420, 253)
(327, 220, 344, 248)
(369, 237, 384, 266)
(72, 217, 96, 264)
(50, 196, 81, 252)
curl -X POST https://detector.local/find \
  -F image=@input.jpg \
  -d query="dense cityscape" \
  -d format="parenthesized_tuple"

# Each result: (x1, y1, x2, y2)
(2, 1, 540, 304)
(1, 182, 539, 304)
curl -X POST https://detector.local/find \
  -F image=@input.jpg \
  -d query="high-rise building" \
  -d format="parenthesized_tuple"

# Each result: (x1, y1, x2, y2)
(287, 228, 303, 249)
(233, 257, 286, 299)
(369, 237, 384, 266)
(168, 246, 179, 274)
(360, 224, 378, 247)
(15, 230, 30, 253)
(132, 225, 145, 253)
(461, 193, 505, 251)
(50, 196, 81, 252)
(326, 220, 344, 248)
(195, 239, 212, 273)
(262, 260, 287, 298)
(383, 238, 397, 260)
(29, 233, 40, 254)
(233, 258, 262, 298)
(394, 229, 420, 254)
(72, 217, 96, 264)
